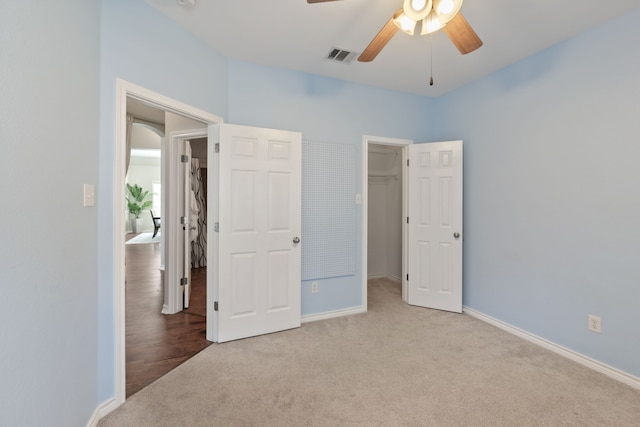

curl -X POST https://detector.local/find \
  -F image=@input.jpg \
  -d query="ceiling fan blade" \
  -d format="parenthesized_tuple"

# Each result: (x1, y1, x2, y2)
(442, 13, 483, 55)
(307, 0, 340, 3)
(358, 9, 403, 62)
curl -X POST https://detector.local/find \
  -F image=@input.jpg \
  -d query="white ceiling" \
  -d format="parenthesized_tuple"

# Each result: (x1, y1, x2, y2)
(145, 0, 637, 97)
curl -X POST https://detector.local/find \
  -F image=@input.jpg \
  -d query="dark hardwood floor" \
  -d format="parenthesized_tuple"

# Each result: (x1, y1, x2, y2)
(125, 234, 211, 397)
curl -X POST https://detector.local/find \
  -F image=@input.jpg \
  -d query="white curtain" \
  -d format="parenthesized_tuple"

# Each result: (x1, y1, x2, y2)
(125, 114, 134, 174)
(190, 158, 207, 268)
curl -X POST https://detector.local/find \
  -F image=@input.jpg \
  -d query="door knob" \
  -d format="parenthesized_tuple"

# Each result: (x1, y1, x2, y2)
(453, 232, 460, 239)
(293, 237, 300, 244)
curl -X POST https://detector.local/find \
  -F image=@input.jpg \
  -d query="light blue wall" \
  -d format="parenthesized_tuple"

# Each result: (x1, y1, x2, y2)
(436, 9, 640, 377)
(98, 0, 228, 401)
(228, 61, 435, 143)
(0, 1, 101, 426)
(4, 0, 635, 422)
(228, 61, 437, 315)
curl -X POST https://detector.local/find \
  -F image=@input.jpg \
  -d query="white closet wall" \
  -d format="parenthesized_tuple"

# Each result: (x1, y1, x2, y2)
(368, 144, 402, 281)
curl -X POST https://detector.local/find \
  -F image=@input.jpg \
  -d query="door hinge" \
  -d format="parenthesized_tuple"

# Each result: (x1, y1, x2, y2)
(406, 217, 409, 224)
(407, 159, 410, 166)
(214, 301, 219, 311)
(406, 274, 409, 281)
(180, 277, 188, 286)
(214, 222, 219, 232)
(181, 216, 188, 225)
(214, 143, 220, 153)
(181, 154, 189, 163)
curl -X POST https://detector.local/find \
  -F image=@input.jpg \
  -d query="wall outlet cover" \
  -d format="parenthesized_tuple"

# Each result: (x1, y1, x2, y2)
(588, 314, 602, 333)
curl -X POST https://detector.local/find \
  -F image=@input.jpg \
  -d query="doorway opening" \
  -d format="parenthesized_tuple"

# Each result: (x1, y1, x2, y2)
(183, 136, 209, 318)
(123, 103, 211, 397)
(115, 79, 222, 405)
(362, 136, 412, 310)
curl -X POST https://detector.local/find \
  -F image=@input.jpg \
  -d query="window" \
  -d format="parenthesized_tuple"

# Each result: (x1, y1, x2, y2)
(152, 181, 161, 214)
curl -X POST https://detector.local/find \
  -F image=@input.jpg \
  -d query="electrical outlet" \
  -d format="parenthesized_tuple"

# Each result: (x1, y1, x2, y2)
(311, 282, 319, 294)
(588, 314, 602, 333)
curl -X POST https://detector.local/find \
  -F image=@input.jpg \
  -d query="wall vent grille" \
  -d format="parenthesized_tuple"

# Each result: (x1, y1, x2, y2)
(325, 47, 358, 65)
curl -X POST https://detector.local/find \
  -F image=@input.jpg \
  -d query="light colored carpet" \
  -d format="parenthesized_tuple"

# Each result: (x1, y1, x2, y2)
(126, 232, 160, 245)
(100, 279, 640, 426)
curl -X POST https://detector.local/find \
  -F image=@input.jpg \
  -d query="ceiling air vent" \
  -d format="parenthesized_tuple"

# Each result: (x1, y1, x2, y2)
(325, 47, 358, 65)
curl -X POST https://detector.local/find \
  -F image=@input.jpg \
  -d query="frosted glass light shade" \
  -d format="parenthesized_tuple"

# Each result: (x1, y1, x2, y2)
(393, 12, 417, 35)
(403, 0, 433, 21)
(432, 0, 463, 25)
(420, 11, 445, 35)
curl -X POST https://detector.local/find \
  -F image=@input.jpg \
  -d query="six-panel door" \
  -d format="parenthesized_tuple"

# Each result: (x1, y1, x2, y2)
(407, 141, 463, 313)
(217, 124, 302, 342)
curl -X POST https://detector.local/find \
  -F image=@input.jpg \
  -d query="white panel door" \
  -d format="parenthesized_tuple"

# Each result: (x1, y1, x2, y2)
(217, 123, 301, 342)
(407, 141, 463, 313)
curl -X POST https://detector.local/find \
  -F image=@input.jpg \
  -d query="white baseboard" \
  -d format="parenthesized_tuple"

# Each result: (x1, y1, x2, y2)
(386, 274, 402, 283)
(463, 306, 640, 390)
(302, 305, 366, 323)
(367, 274, 401, 283)
(86, 398, 118, 427)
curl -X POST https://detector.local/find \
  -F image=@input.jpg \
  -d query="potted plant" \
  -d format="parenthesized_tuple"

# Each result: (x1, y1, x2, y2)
(126, 183, 153, 233)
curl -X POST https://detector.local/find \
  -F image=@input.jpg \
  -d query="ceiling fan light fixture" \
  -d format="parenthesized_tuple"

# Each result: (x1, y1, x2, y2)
(403, 0, 433, 21)
(420, 11, 445, 35)
(433, 0, 463, 25)
(411, 0, 427, 10)
(393, 12, 417, 35)
(437, 0, 455, 14)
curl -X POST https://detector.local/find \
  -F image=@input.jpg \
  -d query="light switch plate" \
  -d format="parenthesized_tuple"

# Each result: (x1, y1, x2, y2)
(83, 184, 95, 207)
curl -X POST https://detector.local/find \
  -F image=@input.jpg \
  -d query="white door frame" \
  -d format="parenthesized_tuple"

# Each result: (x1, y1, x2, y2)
(114, 79, 222, 406)
(361, 135, 413, 310)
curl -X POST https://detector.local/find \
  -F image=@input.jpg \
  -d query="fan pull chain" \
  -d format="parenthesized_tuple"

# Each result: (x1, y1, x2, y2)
(429, 33, 434, 86)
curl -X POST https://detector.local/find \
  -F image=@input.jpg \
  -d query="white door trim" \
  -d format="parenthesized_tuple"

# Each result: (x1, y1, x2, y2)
(114, 79, 223, 406)
(361, 135, 413, 311)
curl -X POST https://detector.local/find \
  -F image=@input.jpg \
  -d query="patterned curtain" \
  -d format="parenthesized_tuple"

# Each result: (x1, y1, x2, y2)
(190, 158, 207, 268)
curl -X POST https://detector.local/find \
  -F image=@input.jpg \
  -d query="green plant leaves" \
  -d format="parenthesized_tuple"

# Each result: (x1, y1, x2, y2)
(126, 183, 153, 219)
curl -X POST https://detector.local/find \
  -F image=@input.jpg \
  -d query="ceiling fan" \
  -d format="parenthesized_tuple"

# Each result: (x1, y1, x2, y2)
(308, 0, 482, 62)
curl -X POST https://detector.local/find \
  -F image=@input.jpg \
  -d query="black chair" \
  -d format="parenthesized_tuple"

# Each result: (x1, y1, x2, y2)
(150, 210, 161, 238)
